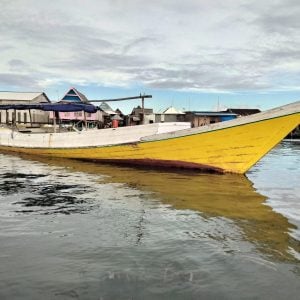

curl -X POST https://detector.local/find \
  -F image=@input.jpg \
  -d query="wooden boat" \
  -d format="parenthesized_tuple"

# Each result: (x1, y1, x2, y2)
(0, 101, 299, 174)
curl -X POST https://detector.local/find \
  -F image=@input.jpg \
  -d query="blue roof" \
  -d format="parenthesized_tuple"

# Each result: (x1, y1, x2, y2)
(0, 103, 97, 113)
(61, 88, 89, 103)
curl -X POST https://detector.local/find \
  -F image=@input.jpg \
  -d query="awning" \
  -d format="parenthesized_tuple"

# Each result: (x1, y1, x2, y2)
(0, 103, 97, 113)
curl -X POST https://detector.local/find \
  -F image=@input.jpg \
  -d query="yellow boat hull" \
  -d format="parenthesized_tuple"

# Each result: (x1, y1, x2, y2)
(1, 112, 299, 174)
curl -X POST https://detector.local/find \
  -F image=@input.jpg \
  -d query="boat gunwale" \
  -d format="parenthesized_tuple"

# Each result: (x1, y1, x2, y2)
(142, 111, 300, 143)
(0, 111, 299, 150)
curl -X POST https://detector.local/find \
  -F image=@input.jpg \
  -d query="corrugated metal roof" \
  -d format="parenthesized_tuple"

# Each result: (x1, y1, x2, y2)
(0, 92, 44, 101)
(99, 102, 116, 114)
(99, 102, 113, 111)
(225, 108, 261, 115)
(187, 111, 237, 116)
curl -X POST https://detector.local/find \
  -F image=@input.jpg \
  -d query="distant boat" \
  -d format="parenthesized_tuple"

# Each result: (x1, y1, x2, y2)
(0, 101, 299, 174)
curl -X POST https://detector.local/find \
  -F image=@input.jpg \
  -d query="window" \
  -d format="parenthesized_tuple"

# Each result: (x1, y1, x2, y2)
(24, 113, 27, 124)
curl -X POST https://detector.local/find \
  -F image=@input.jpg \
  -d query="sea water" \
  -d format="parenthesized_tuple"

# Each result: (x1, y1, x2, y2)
(0, 140, 299, 299)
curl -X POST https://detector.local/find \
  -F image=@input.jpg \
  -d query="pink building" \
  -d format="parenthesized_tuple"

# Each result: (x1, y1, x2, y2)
(49, 88, 103, 127)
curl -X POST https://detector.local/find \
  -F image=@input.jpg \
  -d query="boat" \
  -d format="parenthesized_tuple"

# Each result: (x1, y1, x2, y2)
(0, 101, 299, 174)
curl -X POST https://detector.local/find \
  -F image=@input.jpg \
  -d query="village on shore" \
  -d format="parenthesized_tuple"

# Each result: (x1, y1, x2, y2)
(0, 87, 299, 137)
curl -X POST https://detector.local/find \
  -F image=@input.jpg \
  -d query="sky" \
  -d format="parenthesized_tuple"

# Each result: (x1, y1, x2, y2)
(1, 0, 300, 113)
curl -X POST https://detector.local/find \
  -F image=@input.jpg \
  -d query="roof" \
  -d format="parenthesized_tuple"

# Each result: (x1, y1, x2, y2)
(163, 106, 185, 114)
(111, 114, 123, 120)
(115, 108, 124, 116)
(225, 108, 261, 115)
(0, 91, 50, 102)
(0, 103, 97, 113)
(75, 89, 89, 103)
(61, 88, 89, 103)
(99, 102, 116, 115)
(186, 111, 237, 117)
(131, 106, 153, 115)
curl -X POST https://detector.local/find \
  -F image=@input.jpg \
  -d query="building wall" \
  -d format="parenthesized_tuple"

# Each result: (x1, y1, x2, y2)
(144, 114, 155, 124)
(0, 109, 49, 125)
(184, 113, 221, 127)
(29, 110, 49, 123)
(155, 114, 185, 123)
(49, 111, 103, 122)
(0, 93, 50, 125)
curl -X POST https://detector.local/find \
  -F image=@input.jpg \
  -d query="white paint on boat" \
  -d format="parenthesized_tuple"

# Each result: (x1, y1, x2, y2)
(0, 122, 191, 148)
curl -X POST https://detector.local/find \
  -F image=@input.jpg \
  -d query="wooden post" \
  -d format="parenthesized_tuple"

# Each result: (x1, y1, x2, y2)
(29, 109, 32, 127)
(6, 110, 8, 125)
(57, 111, 61, 132)
(83, 111, 87, 130)
(53, 111, 57, 133)
(141, 95, 145, 125)
(13, 109, 16, 127)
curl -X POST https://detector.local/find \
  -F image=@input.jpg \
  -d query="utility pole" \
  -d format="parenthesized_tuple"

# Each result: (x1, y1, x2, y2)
(90, 94, 152, 125)
(141, 94, 145, 124)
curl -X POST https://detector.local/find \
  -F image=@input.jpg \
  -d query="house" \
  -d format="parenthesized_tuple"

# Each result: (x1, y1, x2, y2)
(184, 111, 237, 127)
(115, 108, 124, 119)
(0, 91, 50, 125)
(49, 88, 103, 128)
(187, 108, 260, 127)
(224, 108, 261, 116)
(97, 102, 121, 127)
(127, 106, 155, 125)
(114, 108, 125, 127)
(155, 106, 185, 123)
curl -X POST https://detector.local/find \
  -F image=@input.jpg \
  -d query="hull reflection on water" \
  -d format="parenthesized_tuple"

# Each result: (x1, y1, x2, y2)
(5, 152, 300, 262)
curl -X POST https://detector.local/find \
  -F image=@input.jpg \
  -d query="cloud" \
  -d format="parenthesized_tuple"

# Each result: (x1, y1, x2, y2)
(247, 0, 300, 35)
(0, 73, 39, 89)
(8, 59, 29, 71)
(0, 0, 299, 94)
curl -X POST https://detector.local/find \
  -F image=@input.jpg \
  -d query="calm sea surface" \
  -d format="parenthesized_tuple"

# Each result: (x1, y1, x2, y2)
(0, 140, 300, 300)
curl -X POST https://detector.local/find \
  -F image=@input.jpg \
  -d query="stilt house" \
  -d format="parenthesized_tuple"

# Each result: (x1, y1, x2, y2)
(0, 92, 50, 126)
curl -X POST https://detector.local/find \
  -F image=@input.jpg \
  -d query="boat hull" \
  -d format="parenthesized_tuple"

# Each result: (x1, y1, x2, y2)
(1, 111, 299, 174)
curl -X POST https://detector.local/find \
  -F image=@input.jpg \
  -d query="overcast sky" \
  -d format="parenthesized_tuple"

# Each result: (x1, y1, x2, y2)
(1, 0, 300, 112)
